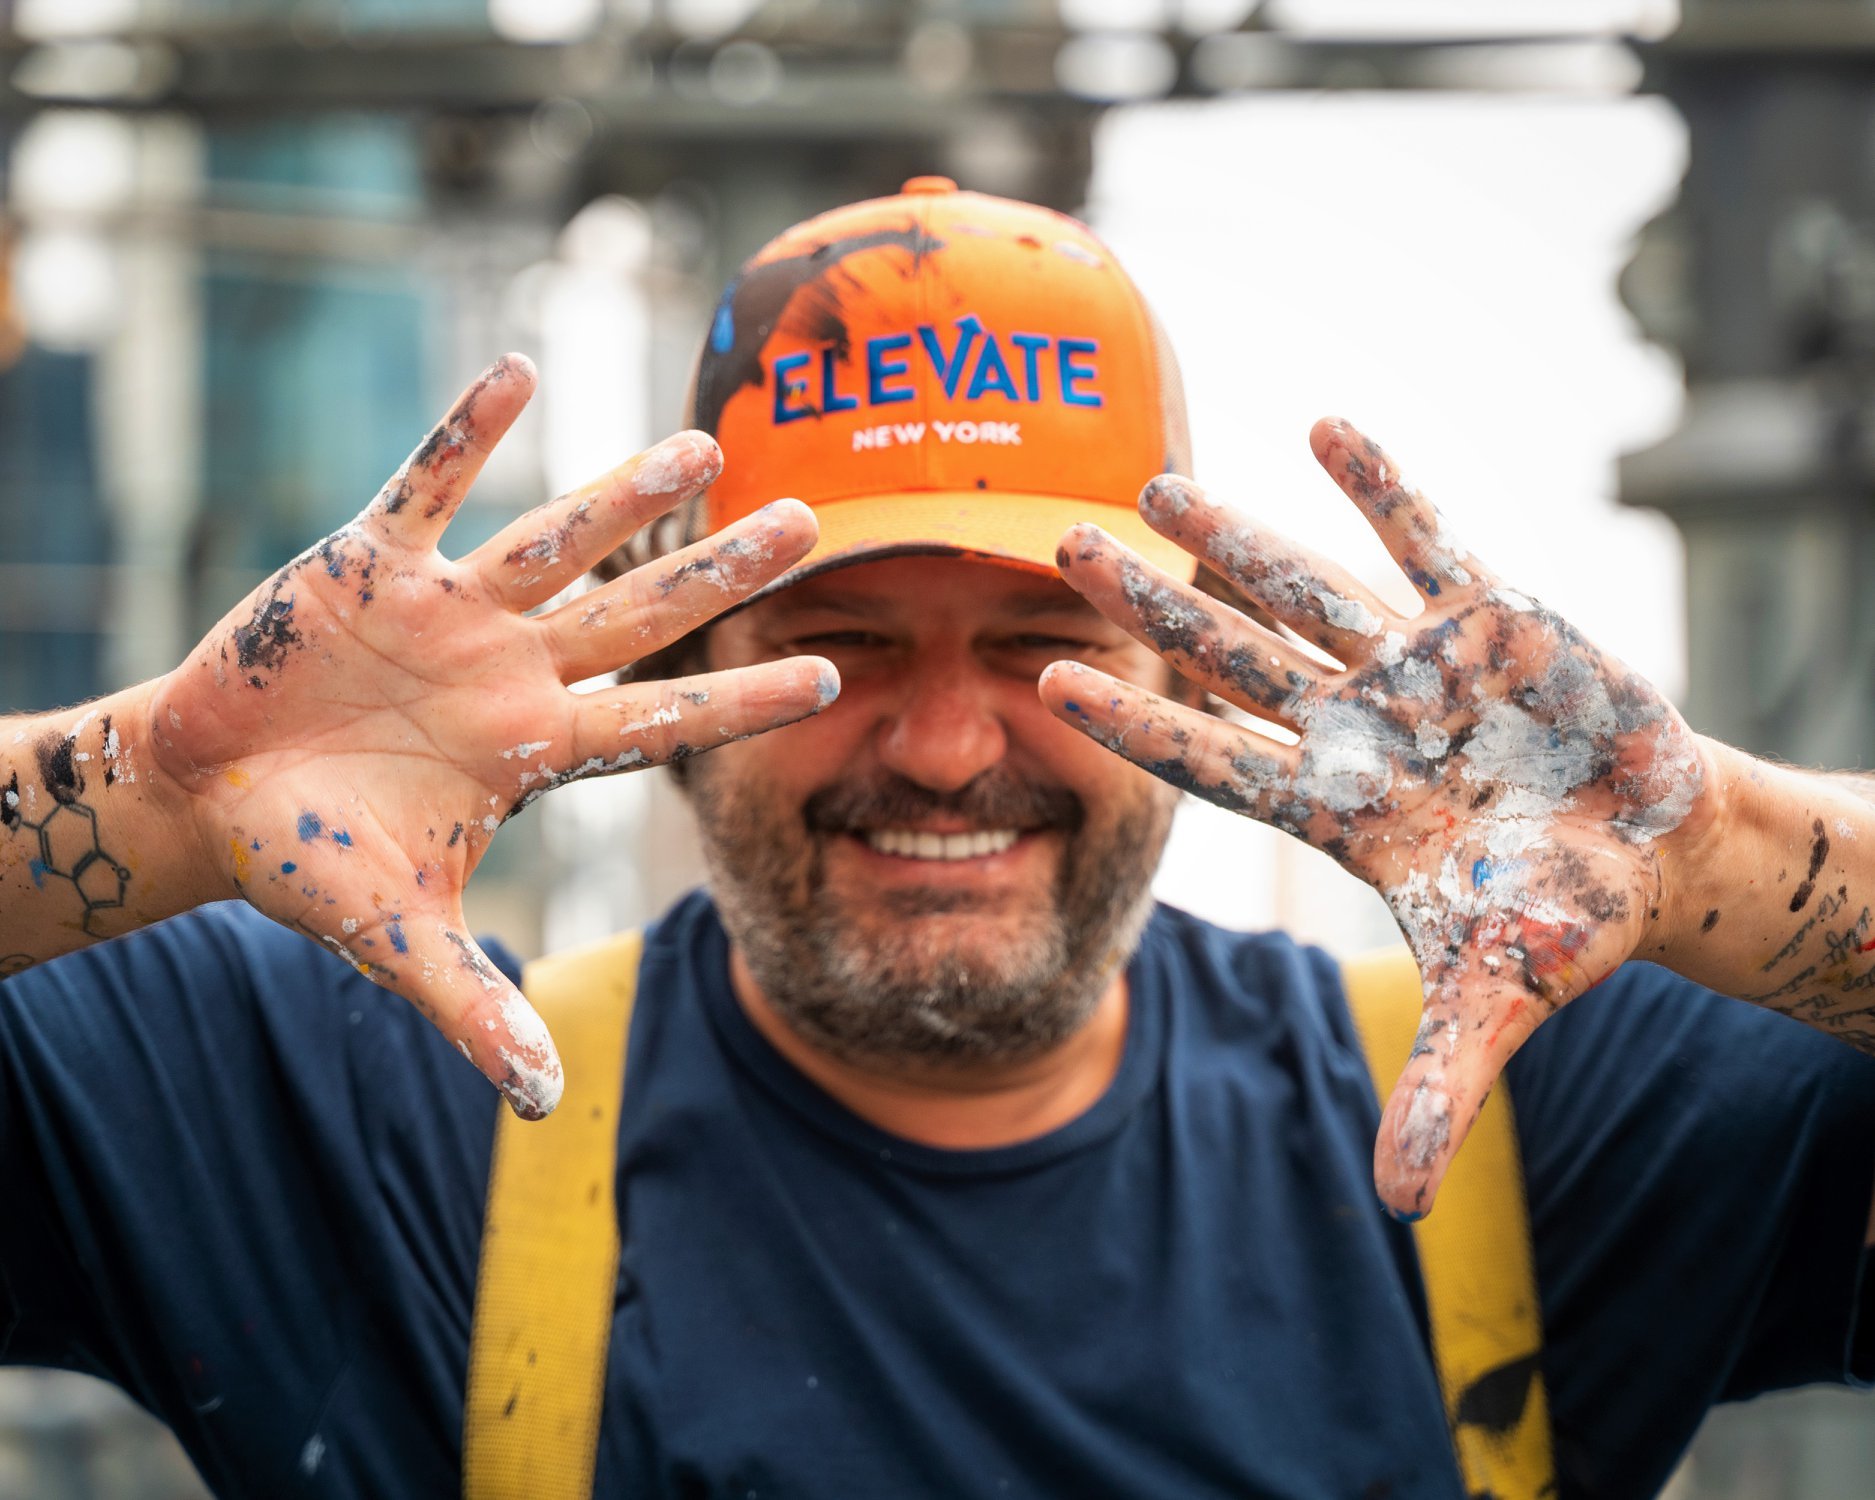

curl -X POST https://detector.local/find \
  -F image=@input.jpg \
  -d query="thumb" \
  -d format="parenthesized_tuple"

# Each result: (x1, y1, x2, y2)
(1372, 986, 1542, 1220)
(329, 908, 563, 1119)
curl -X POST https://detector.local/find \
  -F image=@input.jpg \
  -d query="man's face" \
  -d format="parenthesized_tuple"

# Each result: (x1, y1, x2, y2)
(683, 554, 1184, 1068)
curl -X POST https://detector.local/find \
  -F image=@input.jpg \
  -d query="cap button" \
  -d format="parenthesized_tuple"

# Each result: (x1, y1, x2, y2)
(901, 175, 958, 196)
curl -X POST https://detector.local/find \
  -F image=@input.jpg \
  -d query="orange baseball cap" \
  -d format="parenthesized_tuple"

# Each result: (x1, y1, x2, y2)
(682, 176, 1196, 585)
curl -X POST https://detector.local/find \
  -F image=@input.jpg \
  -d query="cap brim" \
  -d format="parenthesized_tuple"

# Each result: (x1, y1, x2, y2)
(775, 490, 1201, 589)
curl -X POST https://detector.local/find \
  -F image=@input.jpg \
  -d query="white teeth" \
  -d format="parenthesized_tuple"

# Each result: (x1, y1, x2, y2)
(863, 828, 1021, 861)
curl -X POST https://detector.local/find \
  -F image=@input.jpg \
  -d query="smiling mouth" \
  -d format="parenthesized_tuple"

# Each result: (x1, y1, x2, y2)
(859, 828, 1023, 862)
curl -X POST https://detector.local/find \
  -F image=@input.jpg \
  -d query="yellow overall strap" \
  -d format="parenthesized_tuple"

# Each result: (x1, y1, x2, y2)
(1341, 949, 1556, 1500)
(463, 930, 642, 1500)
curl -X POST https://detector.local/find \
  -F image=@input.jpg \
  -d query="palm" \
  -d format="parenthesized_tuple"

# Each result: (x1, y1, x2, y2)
(1047, 418, 1708, 1216)
(142, 356, 832, 1118)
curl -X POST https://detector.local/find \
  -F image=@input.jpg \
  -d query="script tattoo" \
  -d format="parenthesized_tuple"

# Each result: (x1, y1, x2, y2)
(1744, 868, 1875, 1056)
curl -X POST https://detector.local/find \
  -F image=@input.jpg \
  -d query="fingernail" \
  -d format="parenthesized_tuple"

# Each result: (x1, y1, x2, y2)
(1139, 475, 1195, 519)
(638, 431, 721, 493)
(1383, 1201, 1426, 1224)
(493, 352, 537, 383)
(813, 664, 841, 708)
(755, 497, 810, 525)
(498, 1075, 557, 1121)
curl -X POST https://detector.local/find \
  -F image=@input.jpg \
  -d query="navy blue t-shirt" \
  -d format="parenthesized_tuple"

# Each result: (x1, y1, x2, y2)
(2, 894, 1871, 1498)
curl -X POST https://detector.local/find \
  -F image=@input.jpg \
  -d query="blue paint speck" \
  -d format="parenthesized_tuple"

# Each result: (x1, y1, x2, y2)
(330, 829, 352, 848)
(250, 839, 261, 852)
(1386, 1204, 1426, 1224)
(27, 859, 48, 889)
(709, 291, 738, 354)
(281, 861, 297, 875)
(387, 922, 408, 955)
(1063, 700, 1081, 713)
(1471, 858, 1491, 888)
(297, 812, 323, 841)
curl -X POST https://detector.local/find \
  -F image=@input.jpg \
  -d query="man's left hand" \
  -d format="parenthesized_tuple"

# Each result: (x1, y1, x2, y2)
(1042, 418, 1719, 1219)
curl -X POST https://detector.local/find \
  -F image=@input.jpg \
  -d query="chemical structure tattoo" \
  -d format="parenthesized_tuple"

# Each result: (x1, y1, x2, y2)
(14, 797, 130, 937)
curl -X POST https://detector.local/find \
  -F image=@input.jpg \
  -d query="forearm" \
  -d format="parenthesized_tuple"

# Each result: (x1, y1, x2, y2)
(1653, 740, 1875, 1054)
(1, 680, 220, 973)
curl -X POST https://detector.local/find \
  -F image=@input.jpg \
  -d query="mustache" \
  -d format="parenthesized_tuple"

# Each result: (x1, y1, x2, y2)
(803, 770, 1084, 836)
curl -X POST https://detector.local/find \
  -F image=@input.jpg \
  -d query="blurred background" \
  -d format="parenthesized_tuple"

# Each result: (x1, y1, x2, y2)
(0, 0, 1871, 1494)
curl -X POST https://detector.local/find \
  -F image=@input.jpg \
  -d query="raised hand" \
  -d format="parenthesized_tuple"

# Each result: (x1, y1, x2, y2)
(1041, 418, 1712, 1218)
(143, 355, 835, 1118)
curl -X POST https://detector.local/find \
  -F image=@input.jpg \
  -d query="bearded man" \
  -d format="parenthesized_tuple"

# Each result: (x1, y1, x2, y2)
(2, 179, 1872, 1500)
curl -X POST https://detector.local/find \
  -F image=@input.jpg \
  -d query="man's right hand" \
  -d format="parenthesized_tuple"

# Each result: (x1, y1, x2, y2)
(0, 354, 836, 1118)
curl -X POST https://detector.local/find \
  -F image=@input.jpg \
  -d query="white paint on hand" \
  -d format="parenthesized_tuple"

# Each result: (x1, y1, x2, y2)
(1293, 699, 1405, 814)
(1397, 1080, 1452, 1171)
(1316, 588, 1383, 637)
(619, 704, 682, 735)
(634, 430, 715, 494)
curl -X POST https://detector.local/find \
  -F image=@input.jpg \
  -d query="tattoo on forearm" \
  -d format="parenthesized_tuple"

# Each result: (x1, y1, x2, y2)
(2, 713, 138, 965)
(1759, 887, 1848, 972)
(1743, 854, 1875, 1055)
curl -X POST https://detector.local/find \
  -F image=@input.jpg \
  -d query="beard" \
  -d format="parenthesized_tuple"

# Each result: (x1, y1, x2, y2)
(684, 758, 1178, 1069)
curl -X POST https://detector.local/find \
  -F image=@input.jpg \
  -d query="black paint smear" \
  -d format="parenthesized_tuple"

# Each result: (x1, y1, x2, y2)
(0, 771, 18, 830)
(658, 555, 719, 595)
(381, 477, 414, 515)
(410, 360, 508, 473)
(448, 822, 464, 848)
(100, 715, 115, 786)
(1214, 644, 1290, 713)
(691, 224, 944, 437)
(1454, 1351, 1540, 1434)
(506, 507, 593, 570)
(232, 589, 300, 677)
(411, 420, 463, 474)
(35, 734, 83, 806)
(1702, 908, 1720, 933)
(1788, 818, 1830, 913)
(1574, 885, 1627, 926)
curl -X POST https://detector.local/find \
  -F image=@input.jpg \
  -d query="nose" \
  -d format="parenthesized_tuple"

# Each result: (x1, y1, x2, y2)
(875, 657, 1009, 794)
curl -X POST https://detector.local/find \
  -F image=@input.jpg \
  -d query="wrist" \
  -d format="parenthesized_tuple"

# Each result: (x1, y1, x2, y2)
(1648, 733, 1747, 968)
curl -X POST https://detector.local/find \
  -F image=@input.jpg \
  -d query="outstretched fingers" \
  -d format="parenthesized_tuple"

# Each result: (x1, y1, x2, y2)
(1054, 523, 1322, 723)
(1135, 475, 1403, 662)
(490, 658, 840, 814)
(1037, 660, 1294, 818)
(1309, 418, 1488, 604)
(316, 907, 563, 1120)
(539, 499, 819, 683)
(367, 355, 538, 548)
(468, 431, 727, 612)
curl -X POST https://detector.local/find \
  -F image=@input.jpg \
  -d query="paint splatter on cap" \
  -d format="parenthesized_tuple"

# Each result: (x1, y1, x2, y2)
(674, 176, 1196, 585)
